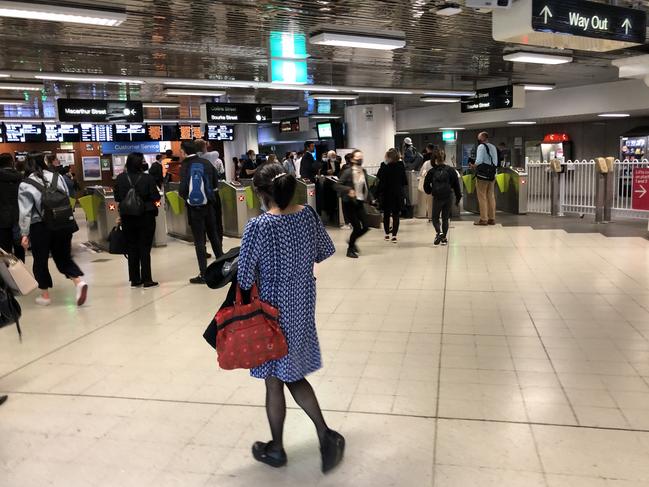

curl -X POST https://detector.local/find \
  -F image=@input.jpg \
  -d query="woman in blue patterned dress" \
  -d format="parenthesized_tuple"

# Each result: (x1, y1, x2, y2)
(238, 162, 345, 473)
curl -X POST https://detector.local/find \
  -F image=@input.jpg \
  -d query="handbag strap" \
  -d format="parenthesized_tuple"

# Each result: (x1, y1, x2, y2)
(235, 282, 259, 305)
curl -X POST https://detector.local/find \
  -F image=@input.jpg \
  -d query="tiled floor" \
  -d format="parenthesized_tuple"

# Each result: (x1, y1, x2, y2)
(1, 215, 649, 486)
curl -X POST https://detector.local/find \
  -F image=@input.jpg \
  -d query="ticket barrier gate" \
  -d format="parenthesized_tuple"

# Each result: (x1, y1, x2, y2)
(293, 179, 316, 208)
(461, 171, 480, 215)
(165, 182, 193, 242)
(78, 186, 118, 251)
(495, 167, 528, 215)
(319, 176, 345, 227)
(153, 191, 168, 247)
(218, 181, 262, 237)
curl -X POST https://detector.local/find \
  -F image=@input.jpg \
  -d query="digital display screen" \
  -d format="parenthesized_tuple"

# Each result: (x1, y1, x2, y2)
(4, 123, 45, 143)
(114, 124, 148, 142)
(206, 124, 234, 141)
(0, 124, 4, 143)
(279, 118, 300, 133)
(44, 123, 81, 142)
(179, 124, 203, 140)
(316, 122, 333, 139)
(202, 103, 272, 123)
(80, 123, 115, 142)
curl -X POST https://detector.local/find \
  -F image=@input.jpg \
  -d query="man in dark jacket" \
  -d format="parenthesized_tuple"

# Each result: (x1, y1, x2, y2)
(424, 161, 462, 246)
(299, 141, 318, 181)
(0, 153, 25, 262)
(179, 140, 223, 284)
(149, 154, 165, 189)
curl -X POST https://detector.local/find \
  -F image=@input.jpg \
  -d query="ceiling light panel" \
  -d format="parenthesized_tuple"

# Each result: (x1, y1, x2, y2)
(598, 113, 630, 118)
(0, 98, 26, 105)
(508, 121, 537, 125)
(423, 90, 476, 97)
(163, 89, 226, 97)
(142, 102, 180, 108)
(272, 106, 300, 110)
(35, 74, 143, 84)
(310, 93, 358, 100)
(503, 52, 573, 65)
(0, 1, 126, 26)
(521, 83, 555, 91)
(353, 88, 413, 95)
(309, 30, 406, 50)
(420, 96, 461, 103)
(0, 82, 43, 91)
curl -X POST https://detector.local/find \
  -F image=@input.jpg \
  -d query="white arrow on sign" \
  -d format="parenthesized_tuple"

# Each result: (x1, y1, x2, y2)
(505, 98, 511, 106)
(635, 184, 647, 198)
(540, 5, 553, 24)
(622, 18, 632, 35)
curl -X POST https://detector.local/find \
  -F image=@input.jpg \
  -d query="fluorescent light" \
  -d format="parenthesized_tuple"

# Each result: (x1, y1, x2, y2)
(0, 1, 126, 26)
(420, 96, 461, 103)
(508, 121, 537, 125)
(520, 83, 555, 91)
(439, 127, 465, 130)
(435, 5, 462, 16)
(35, 74, 143, 84)
(424, 90, 476, 97)
(310, 93, 358, 100)
(503, 52, 573, 65)
(272, 105, 300, 111)
(268, 84, 338, 92)
(598, 113, 630, 118)
(164, 89, 226, 97)
(353, 88, 413, 95)
(309, 115, 341, 119)
(0, 98, 26, 105)
(0, 82, 43, 91)
(0, 74, 8, 78)
(309, 30, 406, 50)
(143, 119, 201, 124)
(142, 102, 180, 109)
(0, 118, 56, 123)
(163, 80, 254, 88)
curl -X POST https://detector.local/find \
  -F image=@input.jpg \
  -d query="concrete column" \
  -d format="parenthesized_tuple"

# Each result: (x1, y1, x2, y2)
(344, 104, 395, 172)
(222, 125, 259, 181)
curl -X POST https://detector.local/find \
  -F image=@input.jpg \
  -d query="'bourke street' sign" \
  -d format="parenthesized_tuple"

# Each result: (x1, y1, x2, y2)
(632, 168, 649, 212)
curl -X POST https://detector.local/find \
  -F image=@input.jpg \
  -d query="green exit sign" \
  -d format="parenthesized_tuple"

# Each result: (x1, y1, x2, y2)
(442, 130, 457, 141)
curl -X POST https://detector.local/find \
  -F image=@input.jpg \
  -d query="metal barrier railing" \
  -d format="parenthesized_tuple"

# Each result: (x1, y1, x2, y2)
(561, 160, 597, 216)
(527, 162, 552, 214)
(612, 159, 649, 219)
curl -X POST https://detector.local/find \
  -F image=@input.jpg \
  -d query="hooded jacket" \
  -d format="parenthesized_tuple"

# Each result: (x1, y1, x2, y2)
(0, 167, 22, 229)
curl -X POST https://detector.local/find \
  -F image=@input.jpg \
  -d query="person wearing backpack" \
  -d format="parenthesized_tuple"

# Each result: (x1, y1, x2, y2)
(114, 152, 161, 289)
(18, 153, 87, 306)
(424, 152, 462, 246)
(0, 153, 25, 263)
(179, 140, 223, 284)
(402, 137, 424, 172)
(471, 131, 499, 226)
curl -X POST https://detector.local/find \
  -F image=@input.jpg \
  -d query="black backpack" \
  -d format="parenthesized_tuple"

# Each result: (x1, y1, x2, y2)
(25, 172, 77, 232)
(431, 166, 452, 199)
(119, 175, 145, 216)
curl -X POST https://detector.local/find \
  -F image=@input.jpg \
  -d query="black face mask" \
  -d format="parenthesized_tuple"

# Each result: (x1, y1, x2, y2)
(354, 159, 364, 166)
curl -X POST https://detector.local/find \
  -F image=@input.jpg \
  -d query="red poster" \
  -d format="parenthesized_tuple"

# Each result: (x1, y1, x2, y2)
(632, 168, 649, 211)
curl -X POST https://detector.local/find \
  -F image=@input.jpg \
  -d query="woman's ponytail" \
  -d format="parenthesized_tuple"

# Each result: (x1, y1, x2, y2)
(253, 162, 297, 210)
(272, 172, 297, 210)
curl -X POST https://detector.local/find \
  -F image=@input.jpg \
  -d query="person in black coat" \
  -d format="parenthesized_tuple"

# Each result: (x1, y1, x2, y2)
(376, 148, 407, 243)
(149, 154, 165, 189)
(424, 155, 462, 246)
(114, 152, 161, 288)
(0, 153, 25, 262)
(299, 141, 318, 181)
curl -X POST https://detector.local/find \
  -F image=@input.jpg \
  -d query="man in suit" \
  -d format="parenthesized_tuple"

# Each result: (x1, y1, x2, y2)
(299, 141, 318, 181)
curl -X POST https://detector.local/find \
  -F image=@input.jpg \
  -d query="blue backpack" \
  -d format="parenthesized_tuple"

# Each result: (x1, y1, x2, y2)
(187, 162, 212, 206)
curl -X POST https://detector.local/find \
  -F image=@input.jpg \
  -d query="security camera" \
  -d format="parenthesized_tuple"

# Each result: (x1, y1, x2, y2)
(465, 0, 513, 9)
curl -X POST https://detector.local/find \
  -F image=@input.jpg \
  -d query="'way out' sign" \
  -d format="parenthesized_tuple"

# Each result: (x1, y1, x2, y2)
(493, 0, 646, 52)
(532, 0, 646, 45)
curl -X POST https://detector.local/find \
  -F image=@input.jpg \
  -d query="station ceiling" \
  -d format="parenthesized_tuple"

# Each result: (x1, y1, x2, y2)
(1, 0, 648, 119)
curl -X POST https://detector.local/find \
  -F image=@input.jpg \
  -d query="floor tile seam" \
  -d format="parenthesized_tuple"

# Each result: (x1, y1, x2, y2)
(5, 390, 649, 435)
(0, 284, 193, 382)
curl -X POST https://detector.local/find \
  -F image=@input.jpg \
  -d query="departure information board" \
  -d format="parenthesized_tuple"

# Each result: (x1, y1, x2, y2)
(80, 123, 114, 142)
(206, 125, 234, 141)
(114, 123, 148, 142)
(179, 124, 203, 140)
(44, 123, 82, 142)
(4, 123, 45, 143)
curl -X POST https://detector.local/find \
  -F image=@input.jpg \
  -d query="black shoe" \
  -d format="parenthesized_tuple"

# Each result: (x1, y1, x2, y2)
(434, 233, 443, 246)
(0, 395, 7, 406)
(189, 275, 206, 285)
(252, 441, 287, 468)
(440, 235, 448, 246)
(143, 281, 159, 289)
(321, 429, 345, 474)
(346, 249, 358, 259)
(206, 253, 212, 259)
(130, 281, 143, 288)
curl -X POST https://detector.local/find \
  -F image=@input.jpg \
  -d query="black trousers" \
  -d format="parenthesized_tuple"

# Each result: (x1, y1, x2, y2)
(122, 212, 156, 284)
(432, 196, 453, 236)
(29, 222, 83, 290)
(344, 200, 369, 250)
(0, 226, 25, 262)
(381, 194, 402, 237)
(212, 195, 224, 246)
(188, 204, 223, 276)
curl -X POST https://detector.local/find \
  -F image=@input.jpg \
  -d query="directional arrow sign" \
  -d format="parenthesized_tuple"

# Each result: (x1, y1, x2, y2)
(632, 168, 649, 211)
(540, 5, 553, 24)
(461, 85, 525, 113)
(622, 18, 632, 35)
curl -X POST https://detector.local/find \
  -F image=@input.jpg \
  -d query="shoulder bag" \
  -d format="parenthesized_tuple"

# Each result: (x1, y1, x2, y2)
(215, 283, 288, 370)
(475, 143, 497, 181)
(0, 248, 38, 296)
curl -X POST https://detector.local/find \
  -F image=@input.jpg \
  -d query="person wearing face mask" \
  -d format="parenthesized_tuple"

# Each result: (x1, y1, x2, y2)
(282, 152, 297, 176)
(321, 150, 341, 177)
(336, 150, 372, 259)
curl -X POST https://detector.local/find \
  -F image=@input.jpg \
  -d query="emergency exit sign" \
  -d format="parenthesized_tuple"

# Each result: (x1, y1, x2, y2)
(532, 0, 646, 45)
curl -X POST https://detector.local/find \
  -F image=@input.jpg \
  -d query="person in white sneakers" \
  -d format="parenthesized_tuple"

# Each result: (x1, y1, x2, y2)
(18, 153, 88, 306)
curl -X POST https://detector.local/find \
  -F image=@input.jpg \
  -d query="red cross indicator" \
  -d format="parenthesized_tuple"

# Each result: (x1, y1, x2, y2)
(632, 168, 649, 211)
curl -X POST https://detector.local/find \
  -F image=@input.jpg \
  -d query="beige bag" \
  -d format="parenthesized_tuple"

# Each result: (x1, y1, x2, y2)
(0, 249, 38, 296)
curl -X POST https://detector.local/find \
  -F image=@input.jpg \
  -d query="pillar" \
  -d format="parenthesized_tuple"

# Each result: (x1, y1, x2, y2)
(222, 125, 259, 181)
(344, 104, 395, 173)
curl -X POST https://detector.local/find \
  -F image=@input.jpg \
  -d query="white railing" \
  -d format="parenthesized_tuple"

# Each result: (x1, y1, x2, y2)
(612, 159, 649, 219)
(526, 159, 649, 220)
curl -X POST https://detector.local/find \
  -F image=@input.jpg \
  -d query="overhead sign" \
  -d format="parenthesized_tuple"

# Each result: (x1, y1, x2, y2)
(532, 0, 646, 44)
(442, 130, 457, 142)
(100, 141, 164, 155)
(461, 85, 525, 113)
(493, 0, 646, 52)
(58, 99, 143, 123)
(201, 103, 272, 124)
(206, 124, 235, 141)
(632, 168, 649, 211)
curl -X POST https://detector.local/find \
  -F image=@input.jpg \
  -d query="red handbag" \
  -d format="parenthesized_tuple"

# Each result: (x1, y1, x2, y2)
(215, 284, 288, 370)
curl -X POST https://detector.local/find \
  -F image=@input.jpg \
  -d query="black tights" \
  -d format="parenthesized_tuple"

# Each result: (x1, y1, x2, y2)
(265, 377, 328, 451)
